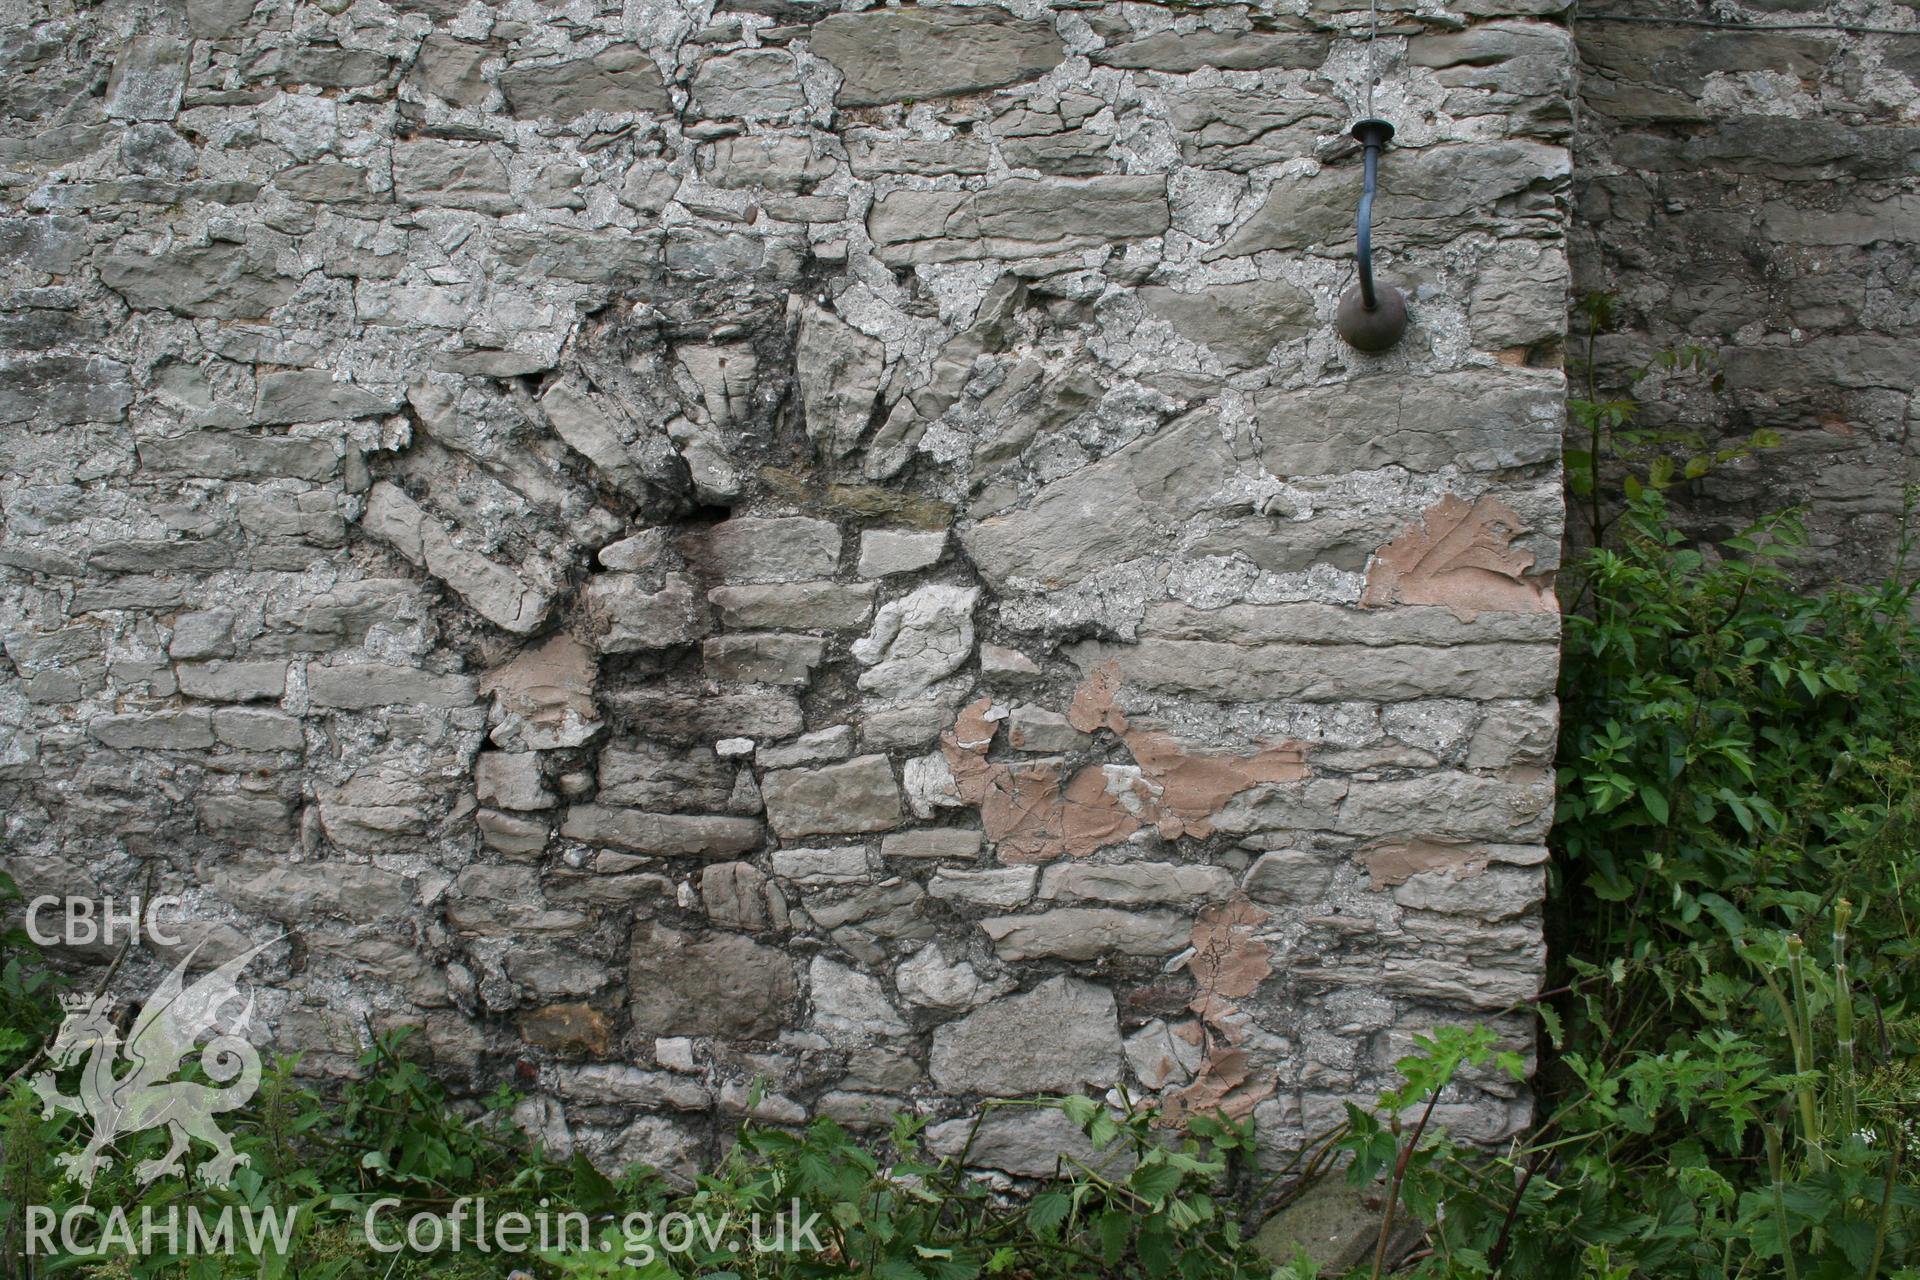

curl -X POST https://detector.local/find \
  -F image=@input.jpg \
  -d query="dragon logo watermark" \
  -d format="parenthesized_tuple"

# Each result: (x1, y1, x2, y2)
(29, 938, 274, 1189)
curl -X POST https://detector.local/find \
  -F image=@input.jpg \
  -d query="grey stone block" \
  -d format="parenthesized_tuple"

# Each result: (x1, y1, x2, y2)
(980, 908, 1193, 962)
(811, 7, 1063, 106)
(90, 711, 215, 750)
(255, 371, 402, 424)
(880, 828, 983, 859)
(702, 633, 826, 686)
(99, 241, 298, 320)
(761, 755, 901, 837)
(856, 529, 946, 578)
(211, 708, 304, 752)
(177, 660, 287, 702)
(628, 922, 796, 1038)
(560, 805, 763, 858)
(929, 976, 1122, 1094)
(305, 663, 478, 709)
(708, 583, 876, 631)
(499, 45, 669, 120)
(678, 516, 841, 584)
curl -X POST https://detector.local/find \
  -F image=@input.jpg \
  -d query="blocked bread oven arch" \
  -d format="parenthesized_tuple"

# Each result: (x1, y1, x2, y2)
(0, 0, 1570, 1182)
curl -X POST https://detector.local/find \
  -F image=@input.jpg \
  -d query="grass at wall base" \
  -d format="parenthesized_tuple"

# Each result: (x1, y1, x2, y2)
(5, 406, 1920, 1276)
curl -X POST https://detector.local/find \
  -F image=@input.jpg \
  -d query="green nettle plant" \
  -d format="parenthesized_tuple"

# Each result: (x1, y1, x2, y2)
(0, 872, 61, 1079)
(0, 1041, 1281, 1279)
(1310, 300, 1920, 1278)
(1335, 493, 1920, 1278)
(533, 1098, 1273, 1280)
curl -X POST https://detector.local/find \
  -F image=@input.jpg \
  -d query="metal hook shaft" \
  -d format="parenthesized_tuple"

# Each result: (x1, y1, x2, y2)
(1351, 118, 1394, 312)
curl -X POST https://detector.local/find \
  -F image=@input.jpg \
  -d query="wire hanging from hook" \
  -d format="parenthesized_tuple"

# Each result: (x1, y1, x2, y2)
(1364, 0, 1379, 121)
(1337, 0, 1409, 352)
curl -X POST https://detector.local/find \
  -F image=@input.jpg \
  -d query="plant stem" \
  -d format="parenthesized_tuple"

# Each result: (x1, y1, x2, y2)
(1370, 1088, 1441, 1280)
(1784, 935, 1825, 1170)
(1486, 1145, 1546, 1275)
(1832, 899, 1856, 1143)
(1864, 1131, 1900, 1280)
(1764, 1121, 1800, 1280)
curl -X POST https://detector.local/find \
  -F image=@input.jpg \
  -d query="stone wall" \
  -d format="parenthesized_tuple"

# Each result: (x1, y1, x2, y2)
(0, 0, 1570, 1176)
(1572, 0, 1920, 581)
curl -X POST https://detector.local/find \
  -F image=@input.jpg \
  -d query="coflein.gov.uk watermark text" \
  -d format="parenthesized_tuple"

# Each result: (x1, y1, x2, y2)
(27, 1198, 826, 1264)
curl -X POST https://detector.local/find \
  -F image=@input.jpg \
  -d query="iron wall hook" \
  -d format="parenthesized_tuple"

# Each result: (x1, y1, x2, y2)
(1336, 117, 1409, 353)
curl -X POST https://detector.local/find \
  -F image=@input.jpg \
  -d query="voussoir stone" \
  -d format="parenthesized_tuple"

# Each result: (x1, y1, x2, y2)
(560, 805, 764, 857)
(475, 751, 554, 812)
(762, 755, 901, 837)
(106, 35, 187, 120)
(929, 975, 1123, 1094)
(795, 306, 886, 459)
(810, 6, 1065, 106)
(361, 483, 551, 634)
